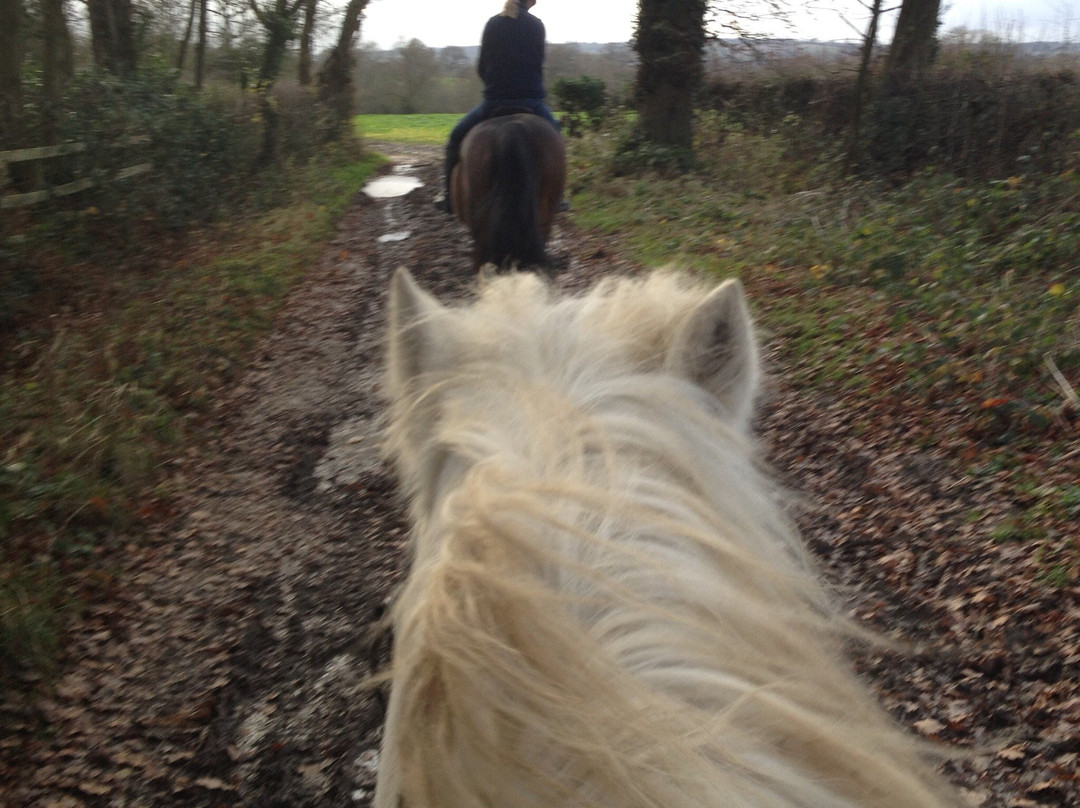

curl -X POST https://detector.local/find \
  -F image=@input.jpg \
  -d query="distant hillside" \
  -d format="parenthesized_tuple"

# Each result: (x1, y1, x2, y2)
(363, 37, 1080, 60)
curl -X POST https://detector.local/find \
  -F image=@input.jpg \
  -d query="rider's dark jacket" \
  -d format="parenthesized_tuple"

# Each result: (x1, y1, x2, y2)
(478, 7, 546, 101)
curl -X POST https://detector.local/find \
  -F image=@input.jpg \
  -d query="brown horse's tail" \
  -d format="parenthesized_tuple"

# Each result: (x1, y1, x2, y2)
(484, 120, 547, 269)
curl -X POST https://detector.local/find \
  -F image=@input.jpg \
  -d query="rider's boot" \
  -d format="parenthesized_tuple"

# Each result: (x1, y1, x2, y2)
(434, 148, 457, 214)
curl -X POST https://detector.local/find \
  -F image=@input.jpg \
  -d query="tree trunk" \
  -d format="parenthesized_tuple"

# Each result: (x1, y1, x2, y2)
(883, 0, 941, 91)
(633, 0, 706, 151)
(845, 0, 883, 172)
(87, 0, 138, 74)
(316, 0, 370, 137)
(87, 0, 109, 70)
(41, 0, 74, 144)
(868, 0, 942, 174)
(250, 0, 305, 164)
(219, 0, 234, 52)
(195, 0, 208, 88)
(0, 0, 38, 190)
(639, 79, 695, 146)
(0, 0, 25, 150)
(298, 0, 318, 86)
(177, 0, 197, 71)
(255, 3, 297, 85)
(114, 0, 137, 72)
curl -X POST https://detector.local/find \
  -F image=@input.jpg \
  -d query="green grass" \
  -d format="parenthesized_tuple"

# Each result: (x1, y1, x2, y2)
(0, 147, 387, 683)
(354, 113, 458, 145)
(568, 121, 1079, 419)
(566, 117, 1079, 582)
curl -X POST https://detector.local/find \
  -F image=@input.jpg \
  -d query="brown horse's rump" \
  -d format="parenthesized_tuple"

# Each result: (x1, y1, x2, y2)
(451, 113, 566, 271)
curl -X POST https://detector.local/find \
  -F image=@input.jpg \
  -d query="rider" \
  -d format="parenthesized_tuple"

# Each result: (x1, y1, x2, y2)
(433, 0, 565, 214)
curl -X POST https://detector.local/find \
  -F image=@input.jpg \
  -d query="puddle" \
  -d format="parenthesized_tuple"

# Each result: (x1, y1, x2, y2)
(364, 162, 423, 238)
(362, 174, 423, 198)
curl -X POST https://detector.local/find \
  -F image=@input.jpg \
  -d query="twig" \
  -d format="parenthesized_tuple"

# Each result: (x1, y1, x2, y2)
(1044, 354, 1080, 411)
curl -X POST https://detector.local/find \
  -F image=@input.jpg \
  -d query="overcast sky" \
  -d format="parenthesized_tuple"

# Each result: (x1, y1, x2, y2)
(359, 0, 1078, 49)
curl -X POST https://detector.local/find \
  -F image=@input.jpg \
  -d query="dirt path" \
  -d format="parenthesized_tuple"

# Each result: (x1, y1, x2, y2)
(6, 144, 1077, 807)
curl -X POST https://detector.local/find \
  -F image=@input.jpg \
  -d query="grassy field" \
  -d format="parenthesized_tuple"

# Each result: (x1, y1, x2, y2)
(1, 149, 387, 680)
(354, 113, 458, 145)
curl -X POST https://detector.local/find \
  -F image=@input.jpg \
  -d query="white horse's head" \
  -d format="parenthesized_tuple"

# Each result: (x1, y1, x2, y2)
(385, 267, 760, 519)
(377, 268, 958, 808)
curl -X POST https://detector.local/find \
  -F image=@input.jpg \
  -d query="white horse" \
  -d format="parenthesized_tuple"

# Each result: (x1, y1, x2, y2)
(377, 267, 958, 808)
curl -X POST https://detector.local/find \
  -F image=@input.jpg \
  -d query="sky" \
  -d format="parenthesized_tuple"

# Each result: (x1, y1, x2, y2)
(359, 0, 1079, 49)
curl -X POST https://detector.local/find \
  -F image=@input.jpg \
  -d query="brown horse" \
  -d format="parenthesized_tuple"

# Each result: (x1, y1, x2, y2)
(450, 112, 566, 271)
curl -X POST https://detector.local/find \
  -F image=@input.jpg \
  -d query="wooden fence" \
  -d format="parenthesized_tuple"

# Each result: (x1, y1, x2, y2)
(0, 140, 152, 210)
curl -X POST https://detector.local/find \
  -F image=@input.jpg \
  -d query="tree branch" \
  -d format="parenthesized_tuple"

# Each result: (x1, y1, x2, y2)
(248, 0, 269, 26)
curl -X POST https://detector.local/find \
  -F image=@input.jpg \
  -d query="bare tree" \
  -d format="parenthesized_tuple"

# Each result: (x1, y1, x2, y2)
(249, 0, 306, 84)
(177, 0, 197, 70)
(0, 0, 42, 191)
(439, 45, 470, 78)
(546, 43, 589, 79)
(634, 0, 707, 150)
(87, 0, 138, 73)
(42, 0, 74, 140)
(394, 38, 437, 114)
(297, 0, 318, 85)
(0, 0, 26, 151)
(845, 0, 887, 171)
(195, 0, 208, 87)
(316, 0, 371, 134)
(632, 0, 794, 155)
(882, 0, 941, 90)
(218, 0, 235, 52)
(177, 0, 210, 86)
(249, 0, 305, 162)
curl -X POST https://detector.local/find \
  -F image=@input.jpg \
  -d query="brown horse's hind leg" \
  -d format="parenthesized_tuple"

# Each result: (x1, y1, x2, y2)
(455, 115, 567, 272)
(449, 163, 465, 222)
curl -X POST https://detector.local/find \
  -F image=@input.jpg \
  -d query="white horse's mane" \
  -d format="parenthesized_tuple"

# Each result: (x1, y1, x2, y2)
(378, 268, 958, 808)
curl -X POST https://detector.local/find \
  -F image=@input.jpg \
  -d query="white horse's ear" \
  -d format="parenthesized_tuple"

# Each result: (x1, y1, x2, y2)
(388, 267, 448, 392)
(665, 278, 760, 427)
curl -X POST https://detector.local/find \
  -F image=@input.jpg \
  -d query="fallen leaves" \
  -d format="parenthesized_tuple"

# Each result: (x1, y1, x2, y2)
(913, 717, 948, 737)
(192, 776, 235, 792)
(755, 273, 1080, 805)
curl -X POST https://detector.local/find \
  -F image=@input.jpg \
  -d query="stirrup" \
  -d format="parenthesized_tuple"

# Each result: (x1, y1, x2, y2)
(433, 194, 452, 214)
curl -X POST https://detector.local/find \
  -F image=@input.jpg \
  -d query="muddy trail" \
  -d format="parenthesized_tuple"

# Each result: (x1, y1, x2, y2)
(5, 143, 1077, 808)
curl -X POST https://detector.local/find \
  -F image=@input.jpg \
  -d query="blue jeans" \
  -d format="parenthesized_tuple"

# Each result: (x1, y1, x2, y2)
(444, 99, 561, 193)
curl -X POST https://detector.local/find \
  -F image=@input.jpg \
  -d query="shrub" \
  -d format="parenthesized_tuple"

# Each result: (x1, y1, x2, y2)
(1, 68, 356, 333)
(4, 68, 265, 246)
(611, 124, 696, 176)
(863, 68, 1080, 177)
(554, 76, 608, 136)
(7, 67, 345, 243)
(701, 63, 1080, 179)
